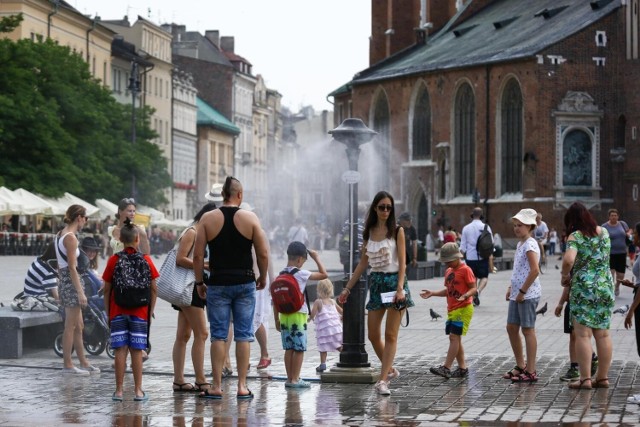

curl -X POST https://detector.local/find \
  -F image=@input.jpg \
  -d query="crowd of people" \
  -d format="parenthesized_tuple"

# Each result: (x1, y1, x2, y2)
(17, 178, 640, 402)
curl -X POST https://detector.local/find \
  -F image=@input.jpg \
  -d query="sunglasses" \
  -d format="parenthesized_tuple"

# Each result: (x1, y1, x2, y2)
(377, 204, 393, 212)
(121, 198, 135, 205)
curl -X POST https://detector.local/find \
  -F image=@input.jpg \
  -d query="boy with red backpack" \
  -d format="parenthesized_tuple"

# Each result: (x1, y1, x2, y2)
(272, 241, 327, 388)
(103, 219, 159, 402)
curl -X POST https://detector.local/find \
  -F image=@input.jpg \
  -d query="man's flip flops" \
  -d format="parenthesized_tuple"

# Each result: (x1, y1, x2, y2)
(199, 389, 223, 399)
(237, 390, 254, 400)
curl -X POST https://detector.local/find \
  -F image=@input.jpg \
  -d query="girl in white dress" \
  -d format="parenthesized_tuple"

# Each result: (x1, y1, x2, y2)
(310, 279, 343, 372)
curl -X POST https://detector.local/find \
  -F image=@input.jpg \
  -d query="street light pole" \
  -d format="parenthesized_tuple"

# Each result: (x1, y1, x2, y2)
(128, 61, 141, 199)
(323, 118, 378, 383)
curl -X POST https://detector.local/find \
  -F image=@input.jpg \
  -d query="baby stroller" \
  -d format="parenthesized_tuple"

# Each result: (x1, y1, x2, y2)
(53, 270, 115, 359)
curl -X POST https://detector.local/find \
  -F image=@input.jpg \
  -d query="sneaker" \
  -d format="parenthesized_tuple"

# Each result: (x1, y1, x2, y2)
(316, 363, 327, 373)
(387, 367, 400, 381)
(591, 356, 599, 377)
(80, 365, 101, 374)
(62, 366, 90, 376)
(375, 380, 391, 395)
(450, 367, 469, 378)
(627, 394, 640, 404)
(473, 295, 480, 306)
(560, 366, 579, 382)
(286, 379, 311, 389)
(430, 365, 451, 379)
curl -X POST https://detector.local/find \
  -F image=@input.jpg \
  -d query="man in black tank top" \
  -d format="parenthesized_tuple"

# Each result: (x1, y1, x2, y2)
(193, 177, 269, 400)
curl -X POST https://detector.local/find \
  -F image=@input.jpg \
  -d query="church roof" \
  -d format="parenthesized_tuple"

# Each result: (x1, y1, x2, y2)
(353, 0, 621, 85)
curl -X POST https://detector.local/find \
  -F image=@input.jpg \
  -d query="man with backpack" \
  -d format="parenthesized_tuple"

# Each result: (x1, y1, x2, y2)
(102, 219, 159, 402)
(193, 176, 269, 400)
(460, 207, 494, 307)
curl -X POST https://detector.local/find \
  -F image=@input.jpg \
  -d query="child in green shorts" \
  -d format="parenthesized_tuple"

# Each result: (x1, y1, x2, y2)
(274, 242, 327, 388)
(420, 242, 476, 379)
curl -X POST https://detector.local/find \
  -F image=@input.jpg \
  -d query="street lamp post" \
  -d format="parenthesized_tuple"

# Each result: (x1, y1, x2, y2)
(128, 61, 141, 199)
(322, 118, 377, 383)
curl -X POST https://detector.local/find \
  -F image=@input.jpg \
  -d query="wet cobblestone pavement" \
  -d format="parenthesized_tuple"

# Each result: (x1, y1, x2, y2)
(1, 252, 639, 425)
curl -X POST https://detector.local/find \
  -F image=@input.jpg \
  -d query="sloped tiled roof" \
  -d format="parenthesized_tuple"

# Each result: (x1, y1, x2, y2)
(197, 97, 240, 135)
(353, 0, 621, 84)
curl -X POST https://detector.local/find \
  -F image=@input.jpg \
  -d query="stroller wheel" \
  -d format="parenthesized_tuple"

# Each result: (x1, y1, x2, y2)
(106, 339, 115, 359)
(53, 333, 68, 358)
(84, 340, 106, 356)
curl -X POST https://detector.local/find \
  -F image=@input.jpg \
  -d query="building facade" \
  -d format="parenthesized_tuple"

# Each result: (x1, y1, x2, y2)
(196, 97, 240, 206)
(331, 0, 639, 242)
(102, 16, 174, 216)
(172, 69, 198, 221)
(0, 0, 114, 84)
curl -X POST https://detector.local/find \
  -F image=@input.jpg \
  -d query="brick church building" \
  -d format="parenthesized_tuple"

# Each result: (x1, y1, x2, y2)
(331, 0, 640, 241)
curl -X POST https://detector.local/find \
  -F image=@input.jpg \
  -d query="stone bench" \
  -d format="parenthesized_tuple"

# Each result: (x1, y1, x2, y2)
(0, 306, 62, 358)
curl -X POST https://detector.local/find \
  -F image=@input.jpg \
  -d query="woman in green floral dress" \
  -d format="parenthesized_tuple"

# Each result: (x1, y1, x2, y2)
(560, 202, 614, 390)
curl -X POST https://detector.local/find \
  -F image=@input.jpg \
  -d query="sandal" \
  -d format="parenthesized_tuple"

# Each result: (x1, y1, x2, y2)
(173, 382, 197, 392)
(195, 382, 212, 391)
(222, 367, 233, 378)
(511, 370, 538, 383)
(568, 378, 592, 390)
(502, 365, 526, 380)
(593, 378, 609, 388)
(256, 358, 272, 369)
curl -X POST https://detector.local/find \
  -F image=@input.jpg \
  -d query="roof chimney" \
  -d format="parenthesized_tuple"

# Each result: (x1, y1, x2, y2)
(220, 36, 234, 53)
(204, 30, 220, 47)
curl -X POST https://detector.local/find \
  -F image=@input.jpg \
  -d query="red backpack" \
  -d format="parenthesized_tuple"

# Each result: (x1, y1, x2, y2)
(270, 268, 308, 314)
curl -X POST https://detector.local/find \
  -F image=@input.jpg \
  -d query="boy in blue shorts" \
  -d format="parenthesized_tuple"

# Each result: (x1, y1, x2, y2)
(274, 241, 327, 388)
(420, 242, 476, 379)
(103, 219, 158, 401)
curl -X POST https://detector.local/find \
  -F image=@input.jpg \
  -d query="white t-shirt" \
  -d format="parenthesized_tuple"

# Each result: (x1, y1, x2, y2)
(510, 237, 541, 300)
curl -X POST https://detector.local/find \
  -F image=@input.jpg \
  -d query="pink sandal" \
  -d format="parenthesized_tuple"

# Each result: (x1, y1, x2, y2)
(256, 358, 271, 369)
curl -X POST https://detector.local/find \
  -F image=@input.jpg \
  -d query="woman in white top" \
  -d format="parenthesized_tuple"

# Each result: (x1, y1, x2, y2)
(108, 198, 151, 255)
(338, 191, 415, 396)
(56, 205, 99, 375)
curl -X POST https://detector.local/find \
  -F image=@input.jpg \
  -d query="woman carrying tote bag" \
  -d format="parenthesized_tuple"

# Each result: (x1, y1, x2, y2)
(169, 202, 217, 392)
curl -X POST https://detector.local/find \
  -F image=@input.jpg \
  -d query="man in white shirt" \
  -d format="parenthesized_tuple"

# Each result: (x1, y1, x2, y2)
(534, 213, 549, 266)
(459, 207, 493, 306)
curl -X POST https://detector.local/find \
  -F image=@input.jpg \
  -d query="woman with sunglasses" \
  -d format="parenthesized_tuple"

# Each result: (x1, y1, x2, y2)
(337, 191, 415, 396)
(108, 198, 151, 255)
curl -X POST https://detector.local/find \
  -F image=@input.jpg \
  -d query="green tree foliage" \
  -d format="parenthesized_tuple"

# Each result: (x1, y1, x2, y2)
(0, 13, 23, 33)
(0, 36, 171, 207)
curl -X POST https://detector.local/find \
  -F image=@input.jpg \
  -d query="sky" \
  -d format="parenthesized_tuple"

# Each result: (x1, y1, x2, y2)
(74, 0, 371, 113)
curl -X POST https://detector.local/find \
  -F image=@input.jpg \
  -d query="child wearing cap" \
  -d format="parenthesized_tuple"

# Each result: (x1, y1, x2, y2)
(274, 241, 327, 388)
(420, 242, 476, 379)
(503, 208, 541, 383)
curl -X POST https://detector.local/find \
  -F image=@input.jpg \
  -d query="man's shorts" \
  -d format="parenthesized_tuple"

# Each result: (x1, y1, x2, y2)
(279, 312, 308, 351)
(445, 304, 473, 336)
(466, 259, 489, 279)
(206, 282, 256, 342)
(564, 302, 572, 334)
(110, 315, 148, 350)
(609, 253, 627, 274)
(507, 297, 540, 329)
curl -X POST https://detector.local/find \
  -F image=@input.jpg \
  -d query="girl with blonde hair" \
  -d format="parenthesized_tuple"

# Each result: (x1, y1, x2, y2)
(310, 279, 343, 372)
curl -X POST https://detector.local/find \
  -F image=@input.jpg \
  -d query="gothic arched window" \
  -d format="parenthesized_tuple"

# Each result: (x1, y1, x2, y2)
(412, 86, 431, 160)
(501, 79, 523, 194)
(454, 83, 475, 196)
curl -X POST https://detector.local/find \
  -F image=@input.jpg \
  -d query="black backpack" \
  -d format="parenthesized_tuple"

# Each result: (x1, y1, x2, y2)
(476, 224, 494, 259)
(112, 251, 151, 308)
